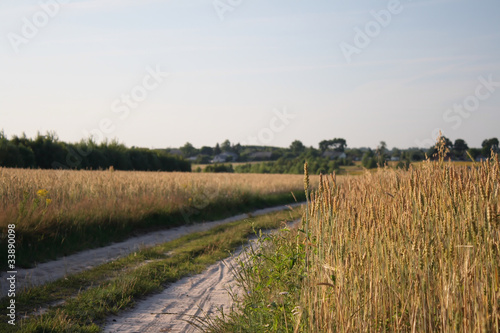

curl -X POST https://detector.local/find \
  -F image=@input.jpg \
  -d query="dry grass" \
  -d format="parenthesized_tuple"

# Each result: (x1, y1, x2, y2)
(0, 169, 310, 227)
(0, 169, 318, 267)
(208, 148, 499, 332)
(298, 155, 500, 332)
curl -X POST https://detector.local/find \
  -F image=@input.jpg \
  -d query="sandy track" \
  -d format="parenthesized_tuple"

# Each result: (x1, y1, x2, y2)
(104, 220, 300, 333)
(104, 249, 245, 333)
(0, 203, 302, 297)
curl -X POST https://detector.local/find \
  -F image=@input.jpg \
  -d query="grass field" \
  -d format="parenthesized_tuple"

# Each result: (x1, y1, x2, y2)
(208, 154, 500, 332)
(0, 169, 317, 268)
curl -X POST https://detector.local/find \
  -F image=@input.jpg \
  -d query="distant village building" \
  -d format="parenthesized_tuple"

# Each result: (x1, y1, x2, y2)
(390, 156, 400, 161)
(212, 152, 238, 163)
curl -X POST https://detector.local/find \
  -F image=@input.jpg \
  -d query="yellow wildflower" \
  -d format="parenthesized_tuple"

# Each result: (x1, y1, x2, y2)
(37, 189, 48, 197)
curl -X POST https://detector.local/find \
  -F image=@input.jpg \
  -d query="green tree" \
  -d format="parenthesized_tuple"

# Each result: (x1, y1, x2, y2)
(233, 143, 243, 154)
(346, 148, 363, 160)
(481, 138, 499, 156)
(319, 138, 347, 152)
(200, 146, 214, 156)
(376, 141, 387, 158)
(214, 143, 221, 155)
(331, 138, 347, 152)
(180, 142, 197, 157)
(290, 140, 306, 154)
(31, 132, 67, 169)
(221, 139, 232, 152)
(428, 136, 452, 158)
(467, 148, 482, 160)
(0, 140, 23, 167)
(17, 144, 36, 168)
(409, 149, 426, 161)
(453, 139, 469, 159)
(361, 150, 376, 169)
(391, 148, 401, 158)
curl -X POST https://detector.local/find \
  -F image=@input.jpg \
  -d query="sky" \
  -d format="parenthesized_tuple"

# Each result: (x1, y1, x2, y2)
(0, 0, 499, 150)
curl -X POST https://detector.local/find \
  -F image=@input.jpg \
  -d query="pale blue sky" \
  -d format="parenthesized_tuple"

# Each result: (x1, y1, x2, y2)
(1, 0, 499, 149)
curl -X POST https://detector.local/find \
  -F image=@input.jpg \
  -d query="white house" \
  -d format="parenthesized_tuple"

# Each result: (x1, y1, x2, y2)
(212, 152, 238, 163)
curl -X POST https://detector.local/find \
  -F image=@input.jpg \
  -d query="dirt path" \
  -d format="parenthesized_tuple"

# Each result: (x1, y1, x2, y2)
(104, 247, 246, 333)
(0, 203, 302, 297)
(104, 220, 300, 333)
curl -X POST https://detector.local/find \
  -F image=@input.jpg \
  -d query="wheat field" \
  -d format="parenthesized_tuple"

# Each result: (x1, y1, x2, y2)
(298, 154, 500, 332)
(0, 169, 310, 226)
(0, 168, 317, 267)
(209, 150, 500, 332)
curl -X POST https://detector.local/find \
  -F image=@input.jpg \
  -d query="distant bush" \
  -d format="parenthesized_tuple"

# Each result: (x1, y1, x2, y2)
(204, 163, 234, 173)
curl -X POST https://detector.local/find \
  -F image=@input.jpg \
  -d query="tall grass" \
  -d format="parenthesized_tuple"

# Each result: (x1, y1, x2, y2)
(210, 147, 499, 332)
(0, 169, 314, 268)
(299, 154, 499, 332)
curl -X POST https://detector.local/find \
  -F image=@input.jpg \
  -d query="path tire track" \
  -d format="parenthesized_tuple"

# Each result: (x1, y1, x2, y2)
(105, 251, 244, 333)
(104, 220, 300, 333)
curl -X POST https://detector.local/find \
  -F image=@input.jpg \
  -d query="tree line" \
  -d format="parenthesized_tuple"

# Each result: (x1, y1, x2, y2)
(191, 136, 499, 174)
(360, 137, 499, 169)
(0, 131, 190, 171)
(1, 131, 497, 173)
